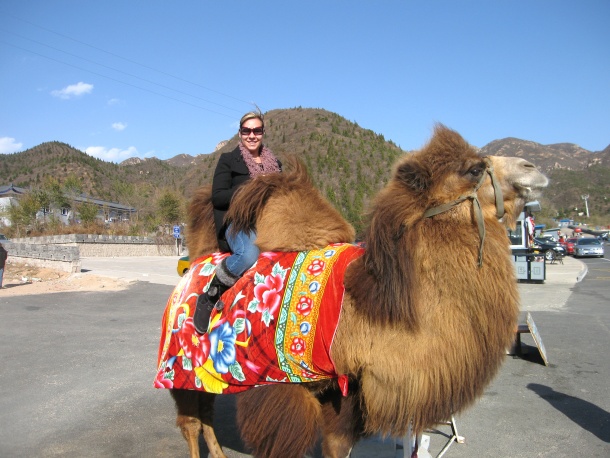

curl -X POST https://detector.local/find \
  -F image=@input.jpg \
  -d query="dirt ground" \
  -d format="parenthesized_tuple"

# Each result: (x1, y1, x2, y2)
(1, 259, 132, 296)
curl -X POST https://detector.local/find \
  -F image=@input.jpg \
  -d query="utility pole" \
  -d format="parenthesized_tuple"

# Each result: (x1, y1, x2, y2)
(581, 194, 590, 218)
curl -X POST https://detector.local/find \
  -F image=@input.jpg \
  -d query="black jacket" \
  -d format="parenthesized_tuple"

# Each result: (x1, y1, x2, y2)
(211, 146, 281, 251)
(0, 244, 7, 268)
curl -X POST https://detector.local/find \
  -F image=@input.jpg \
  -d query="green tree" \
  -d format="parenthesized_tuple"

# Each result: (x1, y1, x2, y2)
(77, 201, 100, 225)
(31, 188, 51, 223)
(112, 180, 136, 206)
(63, 173, 83, 223)
(157, 191, 182, 225)
(8, 193, 41, 236)
(42, 176, 69, 209)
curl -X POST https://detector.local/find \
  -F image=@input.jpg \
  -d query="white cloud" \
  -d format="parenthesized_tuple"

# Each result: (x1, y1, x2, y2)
(0, 137, 23, 154)
(85, 145, 141, 162)
(51, 82, 94, 99)
(112, 122, 127, 131)
(107, 98, 123, 106)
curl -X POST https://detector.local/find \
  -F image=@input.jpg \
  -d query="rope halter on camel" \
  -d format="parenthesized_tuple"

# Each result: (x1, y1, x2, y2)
(423, 157, 505, 268)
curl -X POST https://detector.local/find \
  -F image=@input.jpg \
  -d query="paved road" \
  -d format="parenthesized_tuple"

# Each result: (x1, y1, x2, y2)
(1, 255, 608, 457)
(80, 256, 185, 286)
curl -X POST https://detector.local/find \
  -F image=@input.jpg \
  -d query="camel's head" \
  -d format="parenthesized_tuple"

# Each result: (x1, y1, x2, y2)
(485, 155, 549, 228)
(392, 124, 548, 229)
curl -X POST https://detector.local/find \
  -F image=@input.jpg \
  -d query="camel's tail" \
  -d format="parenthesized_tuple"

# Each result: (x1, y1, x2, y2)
(237, 384, 322, 458)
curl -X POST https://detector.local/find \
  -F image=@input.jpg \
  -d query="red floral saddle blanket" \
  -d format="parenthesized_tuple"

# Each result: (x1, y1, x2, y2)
(154, 243, 364, 394)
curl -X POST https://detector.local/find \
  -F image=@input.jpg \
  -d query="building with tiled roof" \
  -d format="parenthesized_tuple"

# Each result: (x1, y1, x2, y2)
(0, 184, 136, 226)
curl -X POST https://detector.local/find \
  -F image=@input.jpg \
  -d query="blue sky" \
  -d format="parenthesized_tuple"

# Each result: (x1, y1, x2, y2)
(1, 1, 608, 162)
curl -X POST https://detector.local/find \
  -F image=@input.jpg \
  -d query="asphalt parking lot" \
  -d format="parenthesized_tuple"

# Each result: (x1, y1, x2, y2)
(1, 254, 608, 457)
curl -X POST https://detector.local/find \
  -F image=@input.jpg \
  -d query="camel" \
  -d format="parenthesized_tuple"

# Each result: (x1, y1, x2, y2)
(160, 125, 548, 458)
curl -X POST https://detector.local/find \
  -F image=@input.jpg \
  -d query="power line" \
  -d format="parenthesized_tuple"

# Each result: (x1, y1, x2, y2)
(1, 28, 243, 115)
(3, 12, 253, 108)
(0, 40, 236, 119)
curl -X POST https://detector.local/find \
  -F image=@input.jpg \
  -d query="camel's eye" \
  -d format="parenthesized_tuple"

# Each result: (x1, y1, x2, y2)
(466, 163, 485, 179)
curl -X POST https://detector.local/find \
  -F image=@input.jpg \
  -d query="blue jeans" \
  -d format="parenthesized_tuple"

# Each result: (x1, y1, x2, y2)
(225, 224, 259, 277)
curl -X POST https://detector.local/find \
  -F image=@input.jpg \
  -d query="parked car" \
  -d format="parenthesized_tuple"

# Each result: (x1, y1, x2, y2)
(573, 238, 605, 258)
(540, 230, 561, 241)
(177, 256, 190, 276)
(0, 234, 8, 241)
(560, 237, 578, 255)
(532, 237, 567, 261)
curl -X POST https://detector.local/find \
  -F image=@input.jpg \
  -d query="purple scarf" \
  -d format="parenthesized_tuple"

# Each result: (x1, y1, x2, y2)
(238, 143, 281, 178)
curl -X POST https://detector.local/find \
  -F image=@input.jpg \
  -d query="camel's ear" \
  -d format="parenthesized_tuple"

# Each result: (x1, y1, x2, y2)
(395, 160, 431, 192)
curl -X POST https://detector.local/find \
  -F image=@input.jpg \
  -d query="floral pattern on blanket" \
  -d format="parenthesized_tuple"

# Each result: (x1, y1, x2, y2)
(154, 243, 364, 394)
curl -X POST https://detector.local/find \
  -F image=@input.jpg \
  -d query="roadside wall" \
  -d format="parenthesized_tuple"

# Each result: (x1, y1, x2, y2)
(4, 234, 179, 272)
(3, 241, 81, 273)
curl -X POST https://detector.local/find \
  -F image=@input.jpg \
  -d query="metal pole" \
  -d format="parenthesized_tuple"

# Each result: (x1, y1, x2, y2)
(581, 194, 589, 218)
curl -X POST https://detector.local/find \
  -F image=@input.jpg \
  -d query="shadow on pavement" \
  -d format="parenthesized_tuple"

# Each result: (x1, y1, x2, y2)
(527, 383, 610, 443)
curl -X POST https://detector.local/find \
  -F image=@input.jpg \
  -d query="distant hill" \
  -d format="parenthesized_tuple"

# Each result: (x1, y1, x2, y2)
(479, 137, 610, 223)
(1, 107, 608, 231)
(478, 138, 610, 172)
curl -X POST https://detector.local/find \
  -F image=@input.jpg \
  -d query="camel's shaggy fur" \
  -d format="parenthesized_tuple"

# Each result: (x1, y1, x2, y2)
(170, 125, 548, 458)
(184, 157, 356, 257)
(236, 384, 324, 458)
(184, 185, 220, 256)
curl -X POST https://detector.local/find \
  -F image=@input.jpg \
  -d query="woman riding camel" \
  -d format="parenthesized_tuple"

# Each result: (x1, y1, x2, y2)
(193, 110, 282, 333)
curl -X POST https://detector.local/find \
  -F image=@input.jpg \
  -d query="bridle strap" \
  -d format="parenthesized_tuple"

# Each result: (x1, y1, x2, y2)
(487, 160, 505, 220)
(423, 158, 505, 268)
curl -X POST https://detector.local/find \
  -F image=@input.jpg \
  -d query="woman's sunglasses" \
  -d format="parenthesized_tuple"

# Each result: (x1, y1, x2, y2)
(240, 127, 264, 136)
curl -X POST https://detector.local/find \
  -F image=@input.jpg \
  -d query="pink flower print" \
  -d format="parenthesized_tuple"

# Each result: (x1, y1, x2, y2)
(154, 377, 173, 389)
(307, 259, 325, 276)
(296, 296, 313, 316)
(211, 252, 229, 264)
(290, 337, 306, 356)
(253, 273, 284, 316)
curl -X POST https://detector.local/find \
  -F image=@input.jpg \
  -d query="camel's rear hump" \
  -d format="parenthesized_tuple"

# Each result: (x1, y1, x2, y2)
(228, 156, 355, 252)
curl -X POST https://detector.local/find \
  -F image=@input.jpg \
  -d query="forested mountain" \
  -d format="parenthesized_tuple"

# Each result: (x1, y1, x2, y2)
(2, 107, 609, 232)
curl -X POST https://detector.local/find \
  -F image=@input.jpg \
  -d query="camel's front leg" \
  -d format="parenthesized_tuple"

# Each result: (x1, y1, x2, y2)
(177, 419, 225, 458)
(198, 391, 226, 458)
(175, 413, 202, 458)
(202, 423, 225, 458)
